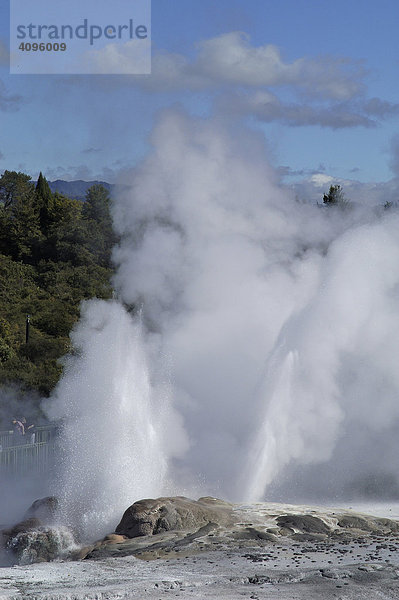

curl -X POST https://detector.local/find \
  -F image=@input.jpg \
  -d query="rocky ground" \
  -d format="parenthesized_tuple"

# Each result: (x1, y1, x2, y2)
(1, 497, 399, 598)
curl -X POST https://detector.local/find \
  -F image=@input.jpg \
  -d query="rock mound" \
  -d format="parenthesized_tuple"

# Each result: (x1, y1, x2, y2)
(1, 497, 78, 565)
(115, 496, 233, 538)
(4, 496, 399, 564)
(24, 496, 59, 523)
(276, 514, 330, 535)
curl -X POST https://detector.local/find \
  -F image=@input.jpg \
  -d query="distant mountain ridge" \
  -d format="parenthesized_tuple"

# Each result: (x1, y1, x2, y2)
(48, 179, 113, 200)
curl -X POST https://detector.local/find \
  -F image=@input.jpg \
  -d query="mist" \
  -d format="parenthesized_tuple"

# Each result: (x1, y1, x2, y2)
(0, 385, 52, 528)
(44, 110, 399, 536)
(0, 384, 45, 431)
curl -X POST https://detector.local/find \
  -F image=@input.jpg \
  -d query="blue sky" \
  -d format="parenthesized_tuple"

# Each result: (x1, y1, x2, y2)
(0, 0, 398, 189)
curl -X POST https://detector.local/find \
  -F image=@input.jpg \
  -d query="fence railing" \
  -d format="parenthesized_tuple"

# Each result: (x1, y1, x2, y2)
(0, 442, 56, 476)
(0, 425, 57, 449)
(0, 426, 58, 476)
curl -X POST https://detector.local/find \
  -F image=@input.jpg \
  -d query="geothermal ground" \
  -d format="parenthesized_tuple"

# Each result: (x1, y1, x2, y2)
(2, 500, 399, 599)
(2, 544, 399, 599)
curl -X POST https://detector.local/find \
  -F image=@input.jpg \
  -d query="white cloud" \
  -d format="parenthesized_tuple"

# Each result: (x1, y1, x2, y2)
(194, 33, 363, 100)
(219, 90, 378, 129)
(81, 39, 151, 75)
(310, 173, 334, 188)
(81, 32, 364, 101)
(67, 32, 397, 131)
(140, 32, 364, 101)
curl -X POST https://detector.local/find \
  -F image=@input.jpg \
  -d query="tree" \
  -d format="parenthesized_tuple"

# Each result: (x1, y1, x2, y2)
(83, 184, 111, 222)
(82, 184, 116, 267)
(322, 184, 350, 208)
(0, 170, 34, 209)
(9, 192, 43, 262)
(0, 171, 42, 262)
(35, 172, 54, 234)
(0, 317, 15, 363)
(35, 172, 52, 203)
(0, 170, 114, 398)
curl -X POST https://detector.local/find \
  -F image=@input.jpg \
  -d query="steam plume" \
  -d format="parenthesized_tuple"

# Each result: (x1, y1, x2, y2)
(47, 110, 399, 536)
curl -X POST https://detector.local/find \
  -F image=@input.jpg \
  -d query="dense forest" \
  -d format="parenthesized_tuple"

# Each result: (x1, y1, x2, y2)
(0, 170, 116, 400)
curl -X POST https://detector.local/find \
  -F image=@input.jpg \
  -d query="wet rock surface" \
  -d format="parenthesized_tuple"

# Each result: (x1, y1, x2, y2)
(1, 517, 42, 545)
(7, 526, 78, 565)
(0, 497, 77, 565)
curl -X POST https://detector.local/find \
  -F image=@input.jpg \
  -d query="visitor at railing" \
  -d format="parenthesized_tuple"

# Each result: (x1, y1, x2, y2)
(11, 417, 35, 445)
(12, 418, 25, 444)
(21, 417, 35, 444)
(0, 424, 58, 449)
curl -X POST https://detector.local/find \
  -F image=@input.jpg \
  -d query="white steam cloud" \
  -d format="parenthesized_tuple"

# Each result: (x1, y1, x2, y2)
(47, 110, 399, 536)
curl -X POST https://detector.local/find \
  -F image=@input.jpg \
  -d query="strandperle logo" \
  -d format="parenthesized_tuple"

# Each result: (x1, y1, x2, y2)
(16, 19, 148, 46)
(10, 0, 151, 75)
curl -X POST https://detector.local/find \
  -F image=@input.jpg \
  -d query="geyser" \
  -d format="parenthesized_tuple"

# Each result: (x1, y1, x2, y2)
(47, 110, 399, 536)
(45, 299, 187, 537)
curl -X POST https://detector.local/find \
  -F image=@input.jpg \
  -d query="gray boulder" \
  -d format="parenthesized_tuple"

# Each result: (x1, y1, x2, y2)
(276, 514, 331, 534)
(24, 496, 59, 523)
(115, 496, 233, 538)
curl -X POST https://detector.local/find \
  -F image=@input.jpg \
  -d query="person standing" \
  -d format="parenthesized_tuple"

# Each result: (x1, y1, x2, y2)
(12, 418, 25, 444)
(21, 417, 35, 444)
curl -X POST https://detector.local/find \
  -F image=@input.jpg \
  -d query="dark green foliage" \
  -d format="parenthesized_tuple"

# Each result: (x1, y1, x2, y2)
(0, 171, 115, 398)
(83, 184, 110, 222)
(322, 184, 351, 209)
(35, 172, 54, 234)
(82, 184, 117, 268)
(383, 201, 399, 211)
(0, 317, 15, 363)
(0, 170, 34, 209)
(0, 171, 43, 262)
(35, 172, 52, 203)
(9, 193, 44, 262)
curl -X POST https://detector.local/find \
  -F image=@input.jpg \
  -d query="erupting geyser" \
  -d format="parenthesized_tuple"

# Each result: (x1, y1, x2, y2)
(46, 111, 399, 537)
(45, 300, 186, 537)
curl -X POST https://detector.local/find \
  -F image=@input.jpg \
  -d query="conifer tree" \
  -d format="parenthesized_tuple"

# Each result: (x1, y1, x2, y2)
(35, 172, 54, 234)
(322, 184, 351, 209)
(35, 172, 52, 202)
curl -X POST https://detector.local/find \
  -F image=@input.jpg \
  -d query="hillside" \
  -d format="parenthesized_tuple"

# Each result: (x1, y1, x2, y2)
(0, 171, 116, 413)
(48, 180, 113, 201)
